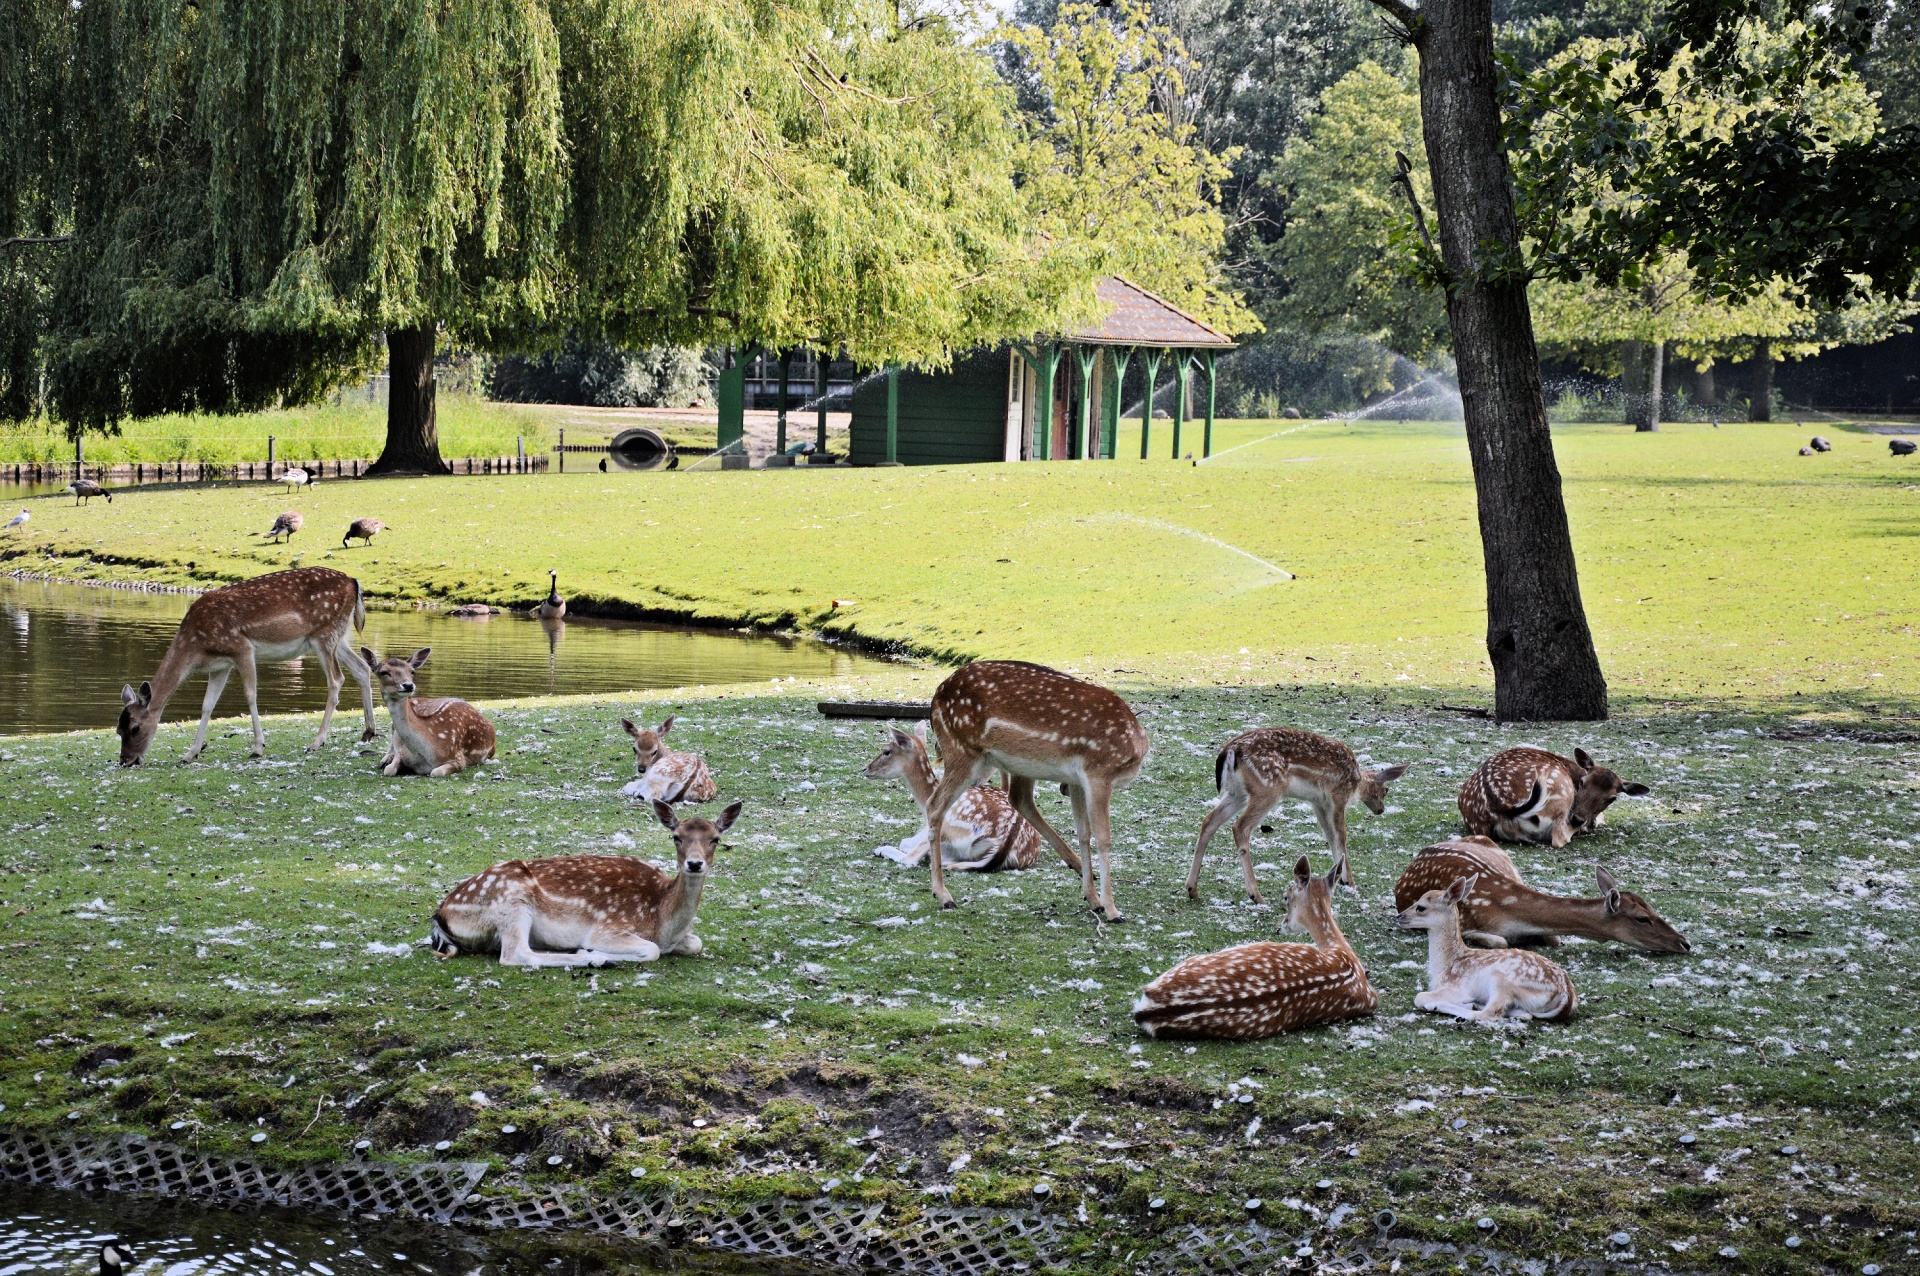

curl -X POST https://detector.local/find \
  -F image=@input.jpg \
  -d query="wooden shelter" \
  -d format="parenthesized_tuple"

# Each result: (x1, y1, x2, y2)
(847, 277, 1237, 465)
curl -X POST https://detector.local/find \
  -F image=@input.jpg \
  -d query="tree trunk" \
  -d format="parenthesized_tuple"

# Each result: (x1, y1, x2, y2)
(1621, 340, 1647, 424)
(368, 325, 451, 476)
(1749, 339, 1773, 422)
(1626, 340, 1663, 432)
(1399, 0, 1608, 720)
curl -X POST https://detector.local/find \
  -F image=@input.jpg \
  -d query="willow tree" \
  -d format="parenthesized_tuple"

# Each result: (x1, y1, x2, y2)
(10, 0, 1079, 471)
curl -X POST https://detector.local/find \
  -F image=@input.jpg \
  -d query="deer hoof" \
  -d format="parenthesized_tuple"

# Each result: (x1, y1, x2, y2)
(360, 728, 378, 742)
(1185, 884, 1199, 901)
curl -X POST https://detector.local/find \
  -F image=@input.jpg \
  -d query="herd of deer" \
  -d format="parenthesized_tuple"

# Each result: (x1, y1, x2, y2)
(109, 566, 1688, 1043)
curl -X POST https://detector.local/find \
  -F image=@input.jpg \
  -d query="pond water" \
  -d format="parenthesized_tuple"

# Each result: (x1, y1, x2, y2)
(0, 577, 892, 737)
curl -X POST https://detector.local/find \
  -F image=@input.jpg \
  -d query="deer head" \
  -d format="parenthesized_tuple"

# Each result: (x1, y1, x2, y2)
(1357, 762, 1410, 814)
(1568, 748, 1650, 831)
(1596, 865, 1690, 953)
(651, 798, 743, 880)
(621, 715, 679, 774)
(362, 647, 430, 699)
(1282, 855, 1344, 934)
(1398, 873, 1476, 931)
(116, 682, 160, 767)
(863, 724, 929, 781)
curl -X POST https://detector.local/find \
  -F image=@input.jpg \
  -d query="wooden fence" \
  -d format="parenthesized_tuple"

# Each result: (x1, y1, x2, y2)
(4, 454, 550, 485)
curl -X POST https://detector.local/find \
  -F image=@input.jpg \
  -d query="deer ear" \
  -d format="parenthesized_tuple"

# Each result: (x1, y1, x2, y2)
(1620, 781, 1651, 796)
(651, 800, 679, 830)
(913, 721, 928, 744)
(658, 715, 675, 736)
(888, 726, 912, 746)
(1599, 866, 1622, 914)
(1573, 748, 1595, 772)
(360, 647, 378, 669)
(714, 800, 743, 835)
(1294, 856, 1312, 886)
(409, 648, 432, 669)
(1374, 763, 1409, 783)
(138, 680, 154, 707)
(620, 718, 640, 738)
(1446, 873, 1476, 904)
(1324, 855, 1346, 892)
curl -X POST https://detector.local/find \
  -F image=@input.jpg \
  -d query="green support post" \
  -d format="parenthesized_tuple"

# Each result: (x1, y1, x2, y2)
(1073, 345, 1098, 460)
(1139, 349, 1163, 459)
(885, 366, 899, 464)
(1202, 349, 1217, 458)
(815, 352, 829, 455)
(1021, 344, 1062, 460)
(1104, 348, 1132, 459)
(1172, 352, 1190, 459)
(717, 347, 748, 454)
(776, 348, 792, 455)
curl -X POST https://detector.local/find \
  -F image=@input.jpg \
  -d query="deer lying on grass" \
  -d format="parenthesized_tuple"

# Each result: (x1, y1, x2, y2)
(1189, 728, 1406, 902)
(362, 647, 496, 776)
(1133, 855, 1376, 1039)
(1394, 837, 1689, 952)
(116, 567, 376, 765)
(1399, 874, 1578, 1024)
(620, 716, 717, 802)
(864, 724, 1042, 872)
(925, 661, 1148, 920)
(431, 799, 744, 966)
(1458, 747, 1649, 847)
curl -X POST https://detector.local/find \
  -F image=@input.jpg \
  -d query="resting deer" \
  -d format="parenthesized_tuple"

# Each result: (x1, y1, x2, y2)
(1458, 747, 1648, 847)
(1133, 855, 1376, 1039)
(1189, 728, 1406, 902)
(1394, 837, 1689, 952)
(1399, 874, 1578, 1023)
(115, 567, 377, 765)
(362, 647, 497, 776)
(924, 661, 1148, 920)
(431, 799, 743, 966)
(864, 724, 1042, 872)
(620, 716, 717, 802)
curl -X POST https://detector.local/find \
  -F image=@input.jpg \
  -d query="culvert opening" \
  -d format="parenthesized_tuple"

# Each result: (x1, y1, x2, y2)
(609, 428, 672, 471)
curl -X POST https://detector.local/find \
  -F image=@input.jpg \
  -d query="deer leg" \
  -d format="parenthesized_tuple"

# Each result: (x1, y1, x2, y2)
(1085, 778, 1122, 922)
(496, 910, 614, 968)
(337, 639, 378, 742)
(1313, 800, 1355, 887)
(1230, 796, 1277, 904)
(922, 750, 985, 909)
(234, 645, 265, 757)
(1462, 930, 1510, 949)
(577, 927, 664, 964)
(1008, 777, 1083, 875)
(1187, 788, 1247, 901)
(311, 641, 343, 751)
(1471, 991, 1516, 1022)
(183, 666, 232, 762)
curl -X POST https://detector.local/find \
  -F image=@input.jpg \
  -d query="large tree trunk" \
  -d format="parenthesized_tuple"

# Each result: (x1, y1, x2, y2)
(367, 325, 451, 476)
(1624, 340, 1663, 432)
(1749, 339, 1773, 422)
(1395, 0, 1608, 720)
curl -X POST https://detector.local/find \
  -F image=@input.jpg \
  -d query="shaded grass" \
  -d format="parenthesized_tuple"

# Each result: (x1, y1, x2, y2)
(1, 680, 1916, 1272)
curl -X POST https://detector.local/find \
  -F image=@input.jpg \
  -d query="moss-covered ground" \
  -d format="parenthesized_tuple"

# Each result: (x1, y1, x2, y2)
(1, 417, 1917, 1272)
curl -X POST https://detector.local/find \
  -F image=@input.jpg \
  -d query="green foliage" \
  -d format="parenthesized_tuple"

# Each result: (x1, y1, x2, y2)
(1001, 1, 1256, 333)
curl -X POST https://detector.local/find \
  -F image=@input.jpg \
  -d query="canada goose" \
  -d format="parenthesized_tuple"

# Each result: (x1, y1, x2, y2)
(100, 1242, 134, 1275)
(262, 511, 304, 542)
(68, 478, 112, 505)
(535, 570, 566, 620)
(3, 510, 26, 532)
(282, 466, 314, 492)
(343, 517, 387, 548)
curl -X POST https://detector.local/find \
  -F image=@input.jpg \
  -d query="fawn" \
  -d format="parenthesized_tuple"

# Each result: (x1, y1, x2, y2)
(362, 648, 496, 776)
(1399, 874, 1578, 1023)
(1394, 837, 1689, 952)
(620, 716, 718, 802)
(864, 724, 1043, 871)
(1458, 747, 1648, 847)
(1190, 728, 1406, 901)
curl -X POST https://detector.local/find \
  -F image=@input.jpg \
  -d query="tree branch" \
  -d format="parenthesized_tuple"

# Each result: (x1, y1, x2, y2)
(1364, 0, 1421, 41)
(0, 235, 73, 251)
(1391, 150, 1438, 259)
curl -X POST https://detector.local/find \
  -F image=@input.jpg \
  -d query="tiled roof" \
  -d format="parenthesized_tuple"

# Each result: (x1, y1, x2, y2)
(1067, 276, 1236, 348)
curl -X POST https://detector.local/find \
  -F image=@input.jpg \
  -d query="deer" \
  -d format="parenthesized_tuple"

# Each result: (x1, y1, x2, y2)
(1457, 746, 1649, 847)
(432, 799, 744, 966)
(1189, 728, 1407, 903)
(342, 517, 387, 548)
(1398, 874, 1578, 1024)
(923, 661, 1148, 920)
(863, 723, 1043, 872)
(1133, 855, 1376, 1039)
(1394, 837, 1690, 953)
(115, 566, 377, 765)
(361, 647, 496, 776)
(620, 715, 717, 803)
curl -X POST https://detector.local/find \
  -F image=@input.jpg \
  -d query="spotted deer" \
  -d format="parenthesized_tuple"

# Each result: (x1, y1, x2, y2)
(1189, 728, 1406, 902)
(924, 661, 1148, 920)
(361, 647, 496, 776)
(620, 716, 717, 802)
(1133, 855, 1376, 1039)
(1394, 837, 1689, 953)
(115, 567, 377, 765)
(1458, 747, 1649, 847)
(430, 799, 744, 966)
(1399, 874, 1578, 1023)
(864, 724, 1043, 872)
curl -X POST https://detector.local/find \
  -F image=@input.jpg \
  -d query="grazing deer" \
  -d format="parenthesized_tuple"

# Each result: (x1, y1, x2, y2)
(620, 716, 717, 802)
(1394, 837, 1690, 953)
(262, 511, 304, 543)
(1458, 747, 1648, 847)
(1133, 855, 1376, 1039)
(362, 647, 496, 776)
(67, 479, 112, 505)
(536, 571, 567, 620)
(1189, 728, 1406, 902)
(1399, 874, 1578, 1023)
(342, 517, 387, 548)
(430, 799, 744, 966)
(115, 567, 377, 765)
(924, 661, 1147, 920)
(864, 724, 1042, 872)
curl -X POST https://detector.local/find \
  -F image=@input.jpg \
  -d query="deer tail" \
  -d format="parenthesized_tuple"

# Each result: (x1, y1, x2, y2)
(1494, 779, 1544, 820)
(352, 578, 366, 634)
(1214, 746, 1236, 793)
(428, 912, 461, 958)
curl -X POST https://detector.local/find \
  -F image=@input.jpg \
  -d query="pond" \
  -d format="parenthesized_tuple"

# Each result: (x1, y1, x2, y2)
(0, 577, 893, 737)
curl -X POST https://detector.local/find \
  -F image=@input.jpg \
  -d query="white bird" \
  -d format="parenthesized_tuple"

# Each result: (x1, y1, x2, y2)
(281, 466, 313, 492)
(3, 510, 26, 532)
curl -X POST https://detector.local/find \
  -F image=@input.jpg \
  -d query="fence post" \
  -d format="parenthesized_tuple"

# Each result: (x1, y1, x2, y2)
(267, 434, 275, 478)
(74, 434, 83, 482)
(517, 436, 525, 473)
(558, 428, 565, 473)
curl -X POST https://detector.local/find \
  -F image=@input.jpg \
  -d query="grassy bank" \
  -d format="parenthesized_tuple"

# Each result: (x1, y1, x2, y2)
(3, 418, 1916, 707)
(1, 682, 1916, 1272)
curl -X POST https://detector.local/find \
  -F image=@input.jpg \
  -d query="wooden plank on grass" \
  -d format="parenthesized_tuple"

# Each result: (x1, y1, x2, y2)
(817, 700, 932, 720)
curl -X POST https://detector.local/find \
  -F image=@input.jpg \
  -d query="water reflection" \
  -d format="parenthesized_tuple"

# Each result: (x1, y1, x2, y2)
(0, 577, 893, 737)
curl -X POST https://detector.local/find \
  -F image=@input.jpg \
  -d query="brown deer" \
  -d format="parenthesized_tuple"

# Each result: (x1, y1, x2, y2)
(1457, 747, 1648, 847)
(115, 567, 377, 766)
(1394, 837, 1689, 953)
(1189, 728, 1407, 902)
(864, 724, 1042, 872)
(1399, 874, 1578, 1024)
(430, 799, 744, 966)
(620, 716, 717, 802)
(1133, 855, 1376, 1039)
(924, 661, 1148, 920)
(361, 647, 497, 776)
(342, 517, 387, 548)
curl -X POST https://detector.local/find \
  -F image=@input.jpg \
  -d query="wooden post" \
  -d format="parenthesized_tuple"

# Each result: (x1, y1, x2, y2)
(558, 427, 566, 472)
(1172, 353, 1190, 458)
(885, 366, 899, 464)
(776, 349, 792, 456)
(1105, 348, 1132, 459)
(1203, 350, 1217, 458)
(1073, 346, 1098, 460)
(267, 434, 275, 478)
(1021, 344, 1062, 460)
(517, 436, 525, 473)
(1140, 350, 1163, 459)
(74, 434, 82, 482)
(815, 351, 829, 456)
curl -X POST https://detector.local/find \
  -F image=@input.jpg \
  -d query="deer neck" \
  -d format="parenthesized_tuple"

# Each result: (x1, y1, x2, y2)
(142, 638, 203, 716)
(902, 750, 939, 817)
(1515, 894, 1615, 942)
(1426, 909, 1470, 983)
(657, 869, 706, 945)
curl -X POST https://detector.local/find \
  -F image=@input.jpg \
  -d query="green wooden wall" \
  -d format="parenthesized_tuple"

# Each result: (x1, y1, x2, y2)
(849, 348, 1008, 466)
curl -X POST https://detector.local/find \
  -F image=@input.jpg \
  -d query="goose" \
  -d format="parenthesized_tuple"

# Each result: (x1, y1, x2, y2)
(262, 510, 304, 542)
(3, 510, 26, 532)
(68, 478, 112, 505)
(535, 570, 566, 620)
(343, 517, 387, 548)
(281, 466, 314, 493)
(100, 1242, 133, 1275)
